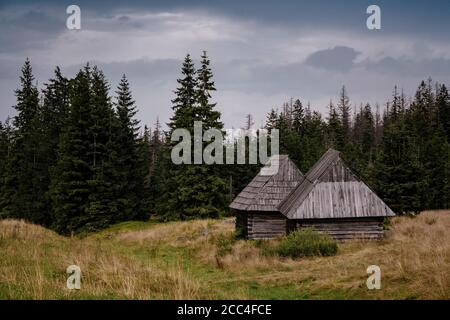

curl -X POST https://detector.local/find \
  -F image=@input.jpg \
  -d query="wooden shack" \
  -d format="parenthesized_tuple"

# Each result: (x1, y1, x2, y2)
(230, 155, 303, 239)
(231, 149, 395, 240)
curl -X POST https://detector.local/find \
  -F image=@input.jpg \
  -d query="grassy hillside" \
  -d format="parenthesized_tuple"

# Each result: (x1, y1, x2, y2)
(0, 211, 449, 299)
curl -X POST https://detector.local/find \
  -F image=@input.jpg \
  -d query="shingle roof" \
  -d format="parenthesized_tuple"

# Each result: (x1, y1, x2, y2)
(303, 148, 340, 182)
(230, 155, 303, 211)
(278, 148, 395, 219)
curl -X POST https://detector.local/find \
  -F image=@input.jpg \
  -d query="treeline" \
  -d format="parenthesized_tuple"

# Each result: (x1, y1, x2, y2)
(1, 54, 449, 234)
(0, 53, 257, 233)
(267, 82, 450, 214)
(0, 60, 156, 234)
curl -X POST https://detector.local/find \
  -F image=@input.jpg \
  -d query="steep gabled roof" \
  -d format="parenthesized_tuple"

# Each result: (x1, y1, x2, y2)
(278, 148, 395, 219)
(303, 148, 340, 182)
(230, 155, 303, 211)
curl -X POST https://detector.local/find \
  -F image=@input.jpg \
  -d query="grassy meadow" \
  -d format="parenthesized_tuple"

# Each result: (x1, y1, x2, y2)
(0, 211, 449, 300)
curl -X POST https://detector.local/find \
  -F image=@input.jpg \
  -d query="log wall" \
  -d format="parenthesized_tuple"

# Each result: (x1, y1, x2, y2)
(235, 211, 287, 240)
(290, 217, 385, 240)
(235, 210, 385, 241)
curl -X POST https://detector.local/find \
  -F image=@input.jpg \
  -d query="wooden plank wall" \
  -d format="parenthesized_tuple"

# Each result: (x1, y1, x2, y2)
(245, 212, 287, 240)
(292, 218, 384, 240)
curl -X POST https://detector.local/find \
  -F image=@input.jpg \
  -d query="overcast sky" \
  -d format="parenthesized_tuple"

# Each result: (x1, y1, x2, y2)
(1, 0, 450, 129)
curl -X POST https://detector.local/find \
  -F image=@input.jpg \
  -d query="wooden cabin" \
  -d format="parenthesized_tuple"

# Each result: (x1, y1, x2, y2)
(230, 149, 395, 240)
(230, 155, 303, 239)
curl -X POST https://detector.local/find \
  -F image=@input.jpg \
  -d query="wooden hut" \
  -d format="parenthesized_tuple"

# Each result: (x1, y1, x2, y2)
(279, 148, 395, 240)
(231, 149, 395, 240)
(230, 155, 303, 239)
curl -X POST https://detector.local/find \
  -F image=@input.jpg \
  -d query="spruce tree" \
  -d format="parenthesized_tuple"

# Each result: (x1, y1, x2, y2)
(41, 66, 70, 161)
(39, 67, 71, 222)
(151, 118, 164, 165)
(373, 118, 426, 214)
(161, 52, 226, 219)
(85, 66, 119, 230)
(424, 126, 450, 209)
(169, 54, 198, 134)
(390, 85, 401, 120)
(327, 101, 344, 150)
(292, 99, 305, 135)
(2, 59, 46, 223)
(50, 68, 93, 233)
(354, 104, 375, 157)
(437, 84, 450, 141)
(140, 120, 167, 215)
(0, 121, 10, 210)
(299, 110, 327, 172)
(114, 75, 143, 220)
(197, 51, 222, 130)
(162, 54, 199, 218)
(338, 85, 351, 144)
(265, 108, 279, 132)
(374, 103, 383, 145)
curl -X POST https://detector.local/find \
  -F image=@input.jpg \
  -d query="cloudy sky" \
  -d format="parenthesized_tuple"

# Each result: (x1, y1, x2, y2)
(1, 0, 450, 129)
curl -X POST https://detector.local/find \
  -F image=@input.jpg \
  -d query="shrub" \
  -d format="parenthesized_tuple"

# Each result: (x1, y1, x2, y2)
(272, 228, 338, 259)
(234, 227, 245, 240)
(215, 233, 236, 257)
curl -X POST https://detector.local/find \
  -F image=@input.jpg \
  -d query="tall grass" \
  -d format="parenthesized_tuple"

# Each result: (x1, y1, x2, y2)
(0, 219, 203, 299)
(1, 211, 449, 299)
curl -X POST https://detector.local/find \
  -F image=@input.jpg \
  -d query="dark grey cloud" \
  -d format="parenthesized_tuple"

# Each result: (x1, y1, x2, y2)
(2, 9, 64, 32)
(364, 56, 450, 77)
(4, 0, 450, 41)
(0, 8, 65, 53)
(1, 1, 450, 129)
(305, 46, 360, 72)
(114, 15, 144, 28)
(304, 45, 450, 79)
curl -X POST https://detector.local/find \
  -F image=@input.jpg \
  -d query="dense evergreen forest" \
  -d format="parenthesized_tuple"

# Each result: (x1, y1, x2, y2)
(0, 54, 449, 234)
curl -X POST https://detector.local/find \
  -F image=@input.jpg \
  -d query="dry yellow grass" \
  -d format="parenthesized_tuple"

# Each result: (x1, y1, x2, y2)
(0, 219, 204, 299)
(212, 210, 450, 299)
(0, 211, 449, 299)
